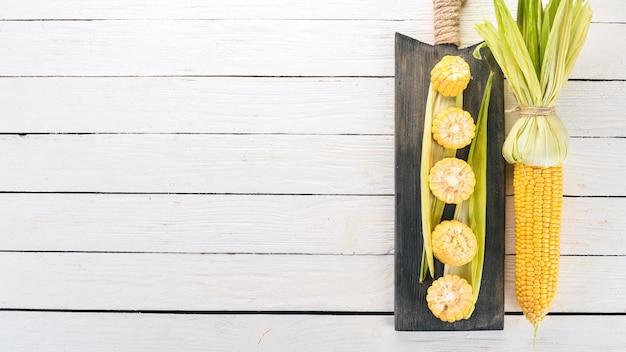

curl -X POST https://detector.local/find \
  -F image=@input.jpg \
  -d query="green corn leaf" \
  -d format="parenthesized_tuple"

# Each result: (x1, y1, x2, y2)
(419, 85, 438, 281)
(540, 0, 573, 105)
(468, 72, 493, 304)
(419, 85, 460, 282)
(517, 0, 543, 76)
(447, 72, 493, 311)
(476, 0, 592, 167)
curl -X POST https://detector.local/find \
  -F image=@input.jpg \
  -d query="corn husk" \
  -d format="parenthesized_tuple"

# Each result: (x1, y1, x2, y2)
(474, 0, 592, 339)
(475, 0, 592, 167)
(447, 72, 493, 317)
(419, 87, 459, 281)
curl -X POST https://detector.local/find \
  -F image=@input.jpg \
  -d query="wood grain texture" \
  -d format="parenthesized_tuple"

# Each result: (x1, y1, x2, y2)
(0, 134, 621, 196)
(506, 196, 626, 256)
(0, 0, 617, 22)
(0, 312, 625, 352)
(394, 34, 505, 331)
(0, 0, 623, 348)
(0, 194, 394, 255)
(502, 256, 626, 314)
(505, 80, 626, 138)
(0, 253, 394, 311)
(0, 253, 623, 313)
(505, 138, 626, 196)
(0, 134, 393, 194)
(0, 77, 393, 135)
(0, 20, 620, 78)
(1, 78, 622, 136)
(2, 194, 625, 256)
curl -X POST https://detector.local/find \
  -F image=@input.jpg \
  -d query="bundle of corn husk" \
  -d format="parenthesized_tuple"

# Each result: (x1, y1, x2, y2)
(475, 0, 592, 337)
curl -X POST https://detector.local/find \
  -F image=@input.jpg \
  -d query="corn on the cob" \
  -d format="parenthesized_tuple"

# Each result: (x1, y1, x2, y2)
(430, 55, 471, 97)
(513, 163, 563, 325)
(475, 0, 592, 337)
(432, 107, 476, 150)
(426, 274, 474, 323)
(431, 220, 477, 266)
(428, 157, 476, 204)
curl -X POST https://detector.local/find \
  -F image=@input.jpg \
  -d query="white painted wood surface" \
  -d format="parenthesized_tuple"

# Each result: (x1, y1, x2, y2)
(0, 20, 620, 78)
(0, 253, 622, 314)
(1, 78, 623, 136)
(0, 135, 622, 196)
(0, 0, 617, 22)
(0, 0, 623, 350)
(4, 194, 625, 255)
(1, 313, 625, 352)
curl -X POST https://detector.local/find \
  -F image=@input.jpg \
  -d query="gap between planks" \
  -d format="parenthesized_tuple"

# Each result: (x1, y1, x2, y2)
(1, 311, 625, 351)
(2, 308, 624, 316)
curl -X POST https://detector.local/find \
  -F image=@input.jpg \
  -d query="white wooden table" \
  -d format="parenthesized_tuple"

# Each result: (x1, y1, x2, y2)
(1, 1, 624, 350)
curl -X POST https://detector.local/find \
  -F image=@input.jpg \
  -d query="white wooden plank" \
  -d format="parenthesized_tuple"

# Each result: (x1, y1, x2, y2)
(0, 0, 620, 348)
(501, 138, 626, 197)
(1, 0, 420, 20)
(0, 134, 622, 196)
(1, 78, 623, 137)
(0, 312, 624, 351)
(0, 253, 394, 311)
(3, 193, 625, 256)
(0, 77, 393, 135)
(0, 20, 412, 77)
(0, 134, 393, 194)
(0, 253, 623, 313)
(503, 255, 626, 314)
(505, 196, 626, 256)
(0, 0, 618, 22)
(0, 194, 394, 255)
(0, 20, 619, 78)
(561, 138, 626, 196)
(569, 23, 625, 80)
(504, 80, 626, 138)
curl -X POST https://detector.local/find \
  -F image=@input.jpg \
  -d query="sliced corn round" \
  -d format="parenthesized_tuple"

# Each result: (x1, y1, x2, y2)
(432, 107, 475, 150)
(428, 158, 476, 204)
(430, 55, 471, 97)
(426, 274, 474, 323)
(431, 220, 477, 266)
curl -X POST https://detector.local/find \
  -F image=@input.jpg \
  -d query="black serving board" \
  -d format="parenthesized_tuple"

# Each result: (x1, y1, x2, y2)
(394, 33, 505, 331)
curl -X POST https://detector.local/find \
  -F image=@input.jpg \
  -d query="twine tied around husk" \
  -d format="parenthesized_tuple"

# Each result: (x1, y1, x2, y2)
(507, 106, 557, 118)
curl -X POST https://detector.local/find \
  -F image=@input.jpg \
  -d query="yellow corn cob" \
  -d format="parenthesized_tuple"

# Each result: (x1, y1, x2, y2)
(432, 106, 476, 150)
(430, 55, 471, 97)
(513, 163, 563, 326)
(431, 220, 477, 266)
(428, 157, 476, 204)
(426, 274, 474, 323)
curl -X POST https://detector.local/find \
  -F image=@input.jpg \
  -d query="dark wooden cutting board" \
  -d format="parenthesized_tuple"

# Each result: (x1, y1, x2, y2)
(394, 32, 506, 331)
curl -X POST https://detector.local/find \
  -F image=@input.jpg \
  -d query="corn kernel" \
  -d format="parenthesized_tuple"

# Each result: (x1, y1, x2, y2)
(426, 274, 474, 323)
(432, 107, 476, 149)
(430, 55, 471, 97)
(428, 157, 476, 204)
(431, 220, 477, 266)
(513, 163, 563, 324)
